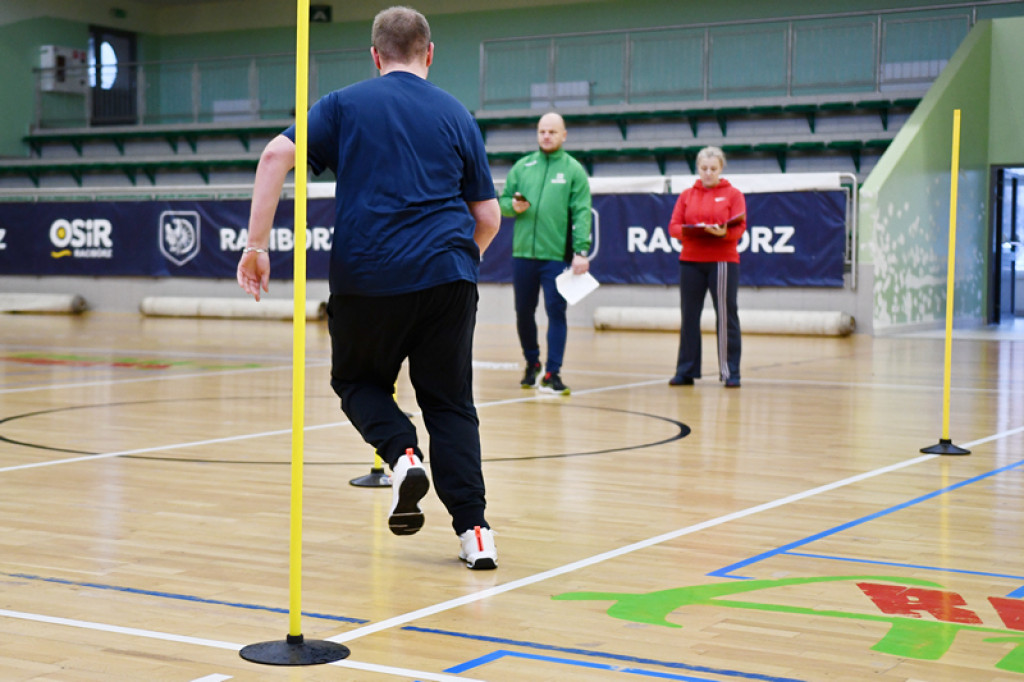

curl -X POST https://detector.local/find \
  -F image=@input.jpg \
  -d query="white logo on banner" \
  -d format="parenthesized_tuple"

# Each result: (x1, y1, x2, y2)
(625, 225, 796, 254)
(49, 218, 113, 259)
(159, 211, 200, 266)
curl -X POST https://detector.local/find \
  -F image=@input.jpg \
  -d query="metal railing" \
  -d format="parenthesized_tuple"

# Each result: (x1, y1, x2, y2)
(32, 47, 375, 130)
(30, 0, 1024, 130)
(478, 1, 1020, 110)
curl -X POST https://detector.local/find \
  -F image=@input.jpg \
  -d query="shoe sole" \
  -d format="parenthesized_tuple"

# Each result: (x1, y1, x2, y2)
(458, 549, 498, 570)
(388, 469, 429, 536)
(538, 385, 570, 395)
(464, 556, 497, 570)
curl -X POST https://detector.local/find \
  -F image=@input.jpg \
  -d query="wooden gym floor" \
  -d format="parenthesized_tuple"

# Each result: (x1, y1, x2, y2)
(1, 311, 1023, 681)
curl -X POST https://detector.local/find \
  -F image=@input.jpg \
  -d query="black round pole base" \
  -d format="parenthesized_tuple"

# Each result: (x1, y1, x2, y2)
(349, 468, 392, 488)
(240, 633, 350, 666)
(921, 438, 971, 455)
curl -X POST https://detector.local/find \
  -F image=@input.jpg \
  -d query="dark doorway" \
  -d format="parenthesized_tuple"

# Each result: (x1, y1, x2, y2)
(89, 26, 137, 125)
(990, 166, 1024, 324)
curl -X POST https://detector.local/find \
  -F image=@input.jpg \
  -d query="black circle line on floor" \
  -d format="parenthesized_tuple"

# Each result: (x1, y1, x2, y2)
(0, 398, 689, 463)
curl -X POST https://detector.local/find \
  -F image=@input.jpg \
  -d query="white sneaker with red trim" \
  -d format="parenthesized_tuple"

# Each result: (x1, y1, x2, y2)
(458, 525, 497, 570)
(388, 448, 429, 536)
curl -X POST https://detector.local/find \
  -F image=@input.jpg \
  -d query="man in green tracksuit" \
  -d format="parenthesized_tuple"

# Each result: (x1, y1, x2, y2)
(499, 112, 592, 395)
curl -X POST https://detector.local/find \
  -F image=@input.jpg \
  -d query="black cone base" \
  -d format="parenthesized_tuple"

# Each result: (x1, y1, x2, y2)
(240, 635, 350, 666)
(921, 438, 970, 455)
(349, 468, 392, 487)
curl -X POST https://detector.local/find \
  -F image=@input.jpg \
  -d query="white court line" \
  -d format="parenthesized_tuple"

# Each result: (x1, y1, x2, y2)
(2, 421, 1020, 671)
(0, 355, 512, 396)
(473, 360, 520, 371)
(0, 418, 350, 474)
(6, 350, 1014, 399)
(326, 659, 485, 681)
(739, 376, 1024, 394)
(326, 453, 941, 644)
(3, 372, 1017, 476)
(0, 378, 665, 475)
(0, 608, 241, 651)
(0, 609, 483, 682)
(964, 424, 1024, 447)
(0, 350, 512, 393)
(0, 342, 300, 362)
(5, 333, 1018, 398)
(326, 424, 1024, 645)
(0, 363, 296, 395)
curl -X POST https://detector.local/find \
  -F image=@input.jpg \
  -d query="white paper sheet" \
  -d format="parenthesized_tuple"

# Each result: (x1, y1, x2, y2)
(555, 270, 600, 306)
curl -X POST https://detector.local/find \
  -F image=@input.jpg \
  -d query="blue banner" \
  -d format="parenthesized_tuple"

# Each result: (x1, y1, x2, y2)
(0, 191, 845, 287)
(481, 191, 847, 287)
(0, 199, 335, 278)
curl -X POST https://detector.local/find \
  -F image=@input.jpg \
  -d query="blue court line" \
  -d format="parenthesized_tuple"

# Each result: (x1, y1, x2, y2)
(3, 572, 368, 624)
(6, 565, 806, 675)
(709, 458, 1024, 581)
(783, 552, 1024, 598)
(405, 625, 807, 682)
(444, 649, 752, 680)
(784, 551, 1024, 584)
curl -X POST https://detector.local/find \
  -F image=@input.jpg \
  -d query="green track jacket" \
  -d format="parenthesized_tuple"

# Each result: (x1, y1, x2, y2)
(498, 148, 592, 261)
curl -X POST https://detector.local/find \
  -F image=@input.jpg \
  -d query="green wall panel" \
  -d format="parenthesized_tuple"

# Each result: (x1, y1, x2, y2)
(988, 16, 1024, 165)
(0, 18, 88, 155)
(860, 20, 993, 330)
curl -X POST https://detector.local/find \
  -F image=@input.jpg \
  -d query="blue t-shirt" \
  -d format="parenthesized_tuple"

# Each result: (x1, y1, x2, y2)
(284, 71, 495, 296)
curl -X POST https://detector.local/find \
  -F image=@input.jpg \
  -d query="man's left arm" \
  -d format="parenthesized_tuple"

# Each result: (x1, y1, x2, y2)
(569, 164, 593, 274)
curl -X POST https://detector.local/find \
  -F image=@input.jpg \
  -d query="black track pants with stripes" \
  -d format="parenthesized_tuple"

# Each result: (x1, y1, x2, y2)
(674, 260, 741, 382)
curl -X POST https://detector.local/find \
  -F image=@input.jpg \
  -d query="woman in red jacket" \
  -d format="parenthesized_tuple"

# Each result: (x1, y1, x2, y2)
(667, 146, 747, 388)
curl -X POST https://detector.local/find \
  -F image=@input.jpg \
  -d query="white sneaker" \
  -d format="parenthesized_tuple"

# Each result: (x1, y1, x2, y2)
(458, 526, 497, 570)
(388, 449, 429, 536)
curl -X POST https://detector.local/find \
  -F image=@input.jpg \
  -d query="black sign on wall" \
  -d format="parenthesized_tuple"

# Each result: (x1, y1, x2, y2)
(310, 5, 332, 23)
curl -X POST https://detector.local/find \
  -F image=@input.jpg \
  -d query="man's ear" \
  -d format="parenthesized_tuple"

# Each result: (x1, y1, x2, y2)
(426, 42, 434, 68)
(371, 46, 382, 71)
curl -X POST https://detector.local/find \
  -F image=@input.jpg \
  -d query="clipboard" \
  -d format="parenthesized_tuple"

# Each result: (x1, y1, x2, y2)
(555, 270, 600, 305)
(680, 213, 745, 229)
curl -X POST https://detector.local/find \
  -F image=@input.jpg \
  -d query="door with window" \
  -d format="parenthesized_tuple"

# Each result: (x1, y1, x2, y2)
(990, 167, 1024, 323)
(89, 26, 137, 125)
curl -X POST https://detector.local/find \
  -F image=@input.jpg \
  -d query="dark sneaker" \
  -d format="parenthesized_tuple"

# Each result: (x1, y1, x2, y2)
(388, 448, 429, 536)
(668, 375, 694, 386)
(724, 377, 741, 388)
(539, 371, 570, 395)
(520, 361, 541, 388)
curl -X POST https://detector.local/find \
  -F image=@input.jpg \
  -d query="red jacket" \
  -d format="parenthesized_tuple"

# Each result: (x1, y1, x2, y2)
(668, 178, 747, 263)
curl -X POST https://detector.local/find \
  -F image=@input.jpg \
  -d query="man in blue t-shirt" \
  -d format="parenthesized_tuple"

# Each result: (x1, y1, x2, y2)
(237, 7, 501, 570)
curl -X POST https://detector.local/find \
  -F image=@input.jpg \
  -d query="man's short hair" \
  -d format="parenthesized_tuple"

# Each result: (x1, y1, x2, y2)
(372, 6, 431, 64)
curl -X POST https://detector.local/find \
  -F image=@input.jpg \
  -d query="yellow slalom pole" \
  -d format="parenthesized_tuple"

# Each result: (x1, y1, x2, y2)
(939, 109, 959, 441)
(921, 109, 969, 456)
(239, 0, 348, 664)
(288, 0, 311, 639)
